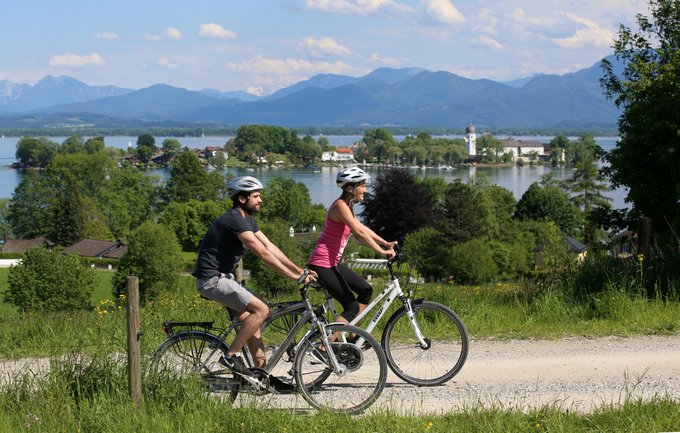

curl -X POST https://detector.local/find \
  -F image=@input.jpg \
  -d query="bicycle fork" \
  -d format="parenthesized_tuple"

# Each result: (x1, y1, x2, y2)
(402, 298, 431, 350)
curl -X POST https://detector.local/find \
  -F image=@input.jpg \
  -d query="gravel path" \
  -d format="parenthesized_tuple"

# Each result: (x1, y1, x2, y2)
(2, 334, 679, 415)
(245, 334, 680, 414)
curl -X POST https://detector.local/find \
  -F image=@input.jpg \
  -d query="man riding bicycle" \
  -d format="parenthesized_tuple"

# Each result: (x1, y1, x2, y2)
(192, 176, 316, 385)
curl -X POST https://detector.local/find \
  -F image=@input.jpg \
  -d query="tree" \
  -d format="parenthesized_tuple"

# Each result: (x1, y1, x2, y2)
(49, 176, 85, 246)
(515, 183, 581, 236)
(161, 138, 182, 157)
(159, 199, 226, 251)
(403, 227, 448, 280)
(96, 166, 160, 239)
(448, 239, 497, 284)
(15, 137, 58, 168)
(564, 160, 613, 245)
(163, 149, 224, 203)
(136, 134, 157, 163)
(112, 221, 183, 302)
(477, 135, 505, 164)
(437, 180, 490, 244)
(600, 0, 680, 233)
(83, 137, 105, 154)
(259, 177, 325, 232)
(7, 169, 55, 239)
(5, 247, 96, 313)
(361, 170, 435, 243)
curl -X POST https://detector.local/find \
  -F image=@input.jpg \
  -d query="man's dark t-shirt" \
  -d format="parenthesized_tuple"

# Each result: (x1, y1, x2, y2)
(192, 208, 260, 279)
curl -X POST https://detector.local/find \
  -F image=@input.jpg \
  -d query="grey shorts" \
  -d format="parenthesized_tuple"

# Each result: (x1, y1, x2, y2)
(196, 273, 253, 313)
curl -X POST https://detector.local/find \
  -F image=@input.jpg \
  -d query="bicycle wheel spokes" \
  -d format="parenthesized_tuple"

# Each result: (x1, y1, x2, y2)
(382, 301, 469, 386)
(150, 332, 241, 400)
(295, 324, 387, 414)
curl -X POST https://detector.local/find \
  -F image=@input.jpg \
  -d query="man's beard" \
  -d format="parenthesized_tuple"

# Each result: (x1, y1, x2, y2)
(243, 202, 260, 215)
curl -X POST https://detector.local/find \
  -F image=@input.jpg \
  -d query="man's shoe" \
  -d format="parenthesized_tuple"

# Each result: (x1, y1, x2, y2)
(220, 354, 255, 377)
(269, 375, 296, 393)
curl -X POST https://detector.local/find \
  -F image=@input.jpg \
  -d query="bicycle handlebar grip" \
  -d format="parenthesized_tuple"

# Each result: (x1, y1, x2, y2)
(297, 268, 310, 285)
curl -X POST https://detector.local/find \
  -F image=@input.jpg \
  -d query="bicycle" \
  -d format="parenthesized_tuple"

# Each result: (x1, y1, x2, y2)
(264, 246, 469, 386)
(149, 272, 388, 415)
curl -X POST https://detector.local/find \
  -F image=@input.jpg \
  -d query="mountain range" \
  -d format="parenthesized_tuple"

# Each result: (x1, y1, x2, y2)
(0, 56, 622, 130)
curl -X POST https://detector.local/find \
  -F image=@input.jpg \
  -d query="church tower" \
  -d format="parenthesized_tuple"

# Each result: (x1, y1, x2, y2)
(464, 122, 477, 157)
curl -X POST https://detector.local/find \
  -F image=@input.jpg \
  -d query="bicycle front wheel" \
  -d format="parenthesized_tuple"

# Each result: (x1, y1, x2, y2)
(382, 300, 469, 386)
(149, 331, 241, 402)
(294, 323, 387, 414)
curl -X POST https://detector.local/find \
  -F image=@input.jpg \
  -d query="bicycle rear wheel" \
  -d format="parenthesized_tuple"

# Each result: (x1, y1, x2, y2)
(294, 323, 387, 414)
(382, 300, 469, 386)
(149, 331, 241, 402)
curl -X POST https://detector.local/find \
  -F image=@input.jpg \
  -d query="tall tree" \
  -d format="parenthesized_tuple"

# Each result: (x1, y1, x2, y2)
(601, 0, 680, 233)
(7, 169, 55, 239)
(49, 176, 85, 246)
(361, 170, 435, 243)
(437, 180, 490, 244)
(515, 182, 581, 236)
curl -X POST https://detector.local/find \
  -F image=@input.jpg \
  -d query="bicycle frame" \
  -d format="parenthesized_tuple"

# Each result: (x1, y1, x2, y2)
(326, 260, 430, 350)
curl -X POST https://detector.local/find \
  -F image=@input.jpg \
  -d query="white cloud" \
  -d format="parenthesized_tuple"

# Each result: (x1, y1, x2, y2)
(143, 33, 162, 41)
(94, 32, 119, 40)
(49, 53, 106, 67)
(199, 23, 237, 40)
(474, 9, 498, 35)
(300, 36, 352, 57)
(420, 0, 464, 25)
(552, 12, 615, 48)
(304, 0, 414, 15)
(227, 55, 356, 92)
(476, 35, 503, 50)
(227, 55, 354, 75)
(157, 57, 180, 68)
(246, 86, 264, 96)
(166, 27, 183, 40)
(369, 53, 401, 65)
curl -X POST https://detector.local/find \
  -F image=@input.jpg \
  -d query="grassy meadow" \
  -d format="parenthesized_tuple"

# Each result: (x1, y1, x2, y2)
(1, 267, 679, 432)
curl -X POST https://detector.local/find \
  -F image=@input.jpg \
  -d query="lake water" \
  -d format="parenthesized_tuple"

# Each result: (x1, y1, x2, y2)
(0, 135, 627, 209)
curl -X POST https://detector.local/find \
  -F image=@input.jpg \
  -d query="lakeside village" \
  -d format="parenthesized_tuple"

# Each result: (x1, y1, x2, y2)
(117, 123, 553, 170)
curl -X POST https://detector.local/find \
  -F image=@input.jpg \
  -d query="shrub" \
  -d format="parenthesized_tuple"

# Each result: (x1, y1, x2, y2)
(243, 218, 306, 296)
(112, 221, 183, 302)
(448, 238, 498, 284)
(4, 247, 96, 312)
(403, 227, 448, 279)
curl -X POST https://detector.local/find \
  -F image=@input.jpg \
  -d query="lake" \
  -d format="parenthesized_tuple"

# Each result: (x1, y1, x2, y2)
(0, 135, 627, 209)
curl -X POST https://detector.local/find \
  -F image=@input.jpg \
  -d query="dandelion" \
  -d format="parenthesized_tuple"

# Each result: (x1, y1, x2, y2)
(426, 421, 433, 429)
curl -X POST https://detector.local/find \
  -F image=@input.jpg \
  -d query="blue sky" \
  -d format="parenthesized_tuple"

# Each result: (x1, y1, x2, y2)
(2, 0, 649, 95)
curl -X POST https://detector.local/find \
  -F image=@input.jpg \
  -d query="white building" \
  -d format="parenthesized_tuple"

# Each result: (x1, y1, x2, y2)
(464, 122, 477, 157)
(321, 147, 355, 162)
(500, 140, 545, 161)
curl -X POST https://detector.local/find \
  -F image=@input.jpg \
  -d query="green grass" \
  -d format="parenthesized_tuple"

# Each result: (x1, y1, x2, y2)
(0, 356, 678, 433)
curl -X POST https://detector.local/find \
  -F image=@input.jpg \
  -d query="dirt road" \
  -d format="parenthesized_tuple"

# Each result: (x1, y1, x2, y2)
(372, 334, 680, 414)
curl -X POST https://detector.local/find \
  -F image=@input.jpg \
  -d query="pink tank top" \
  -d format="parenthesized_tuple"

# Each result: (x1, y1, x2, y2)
(308, 215, 352, 267)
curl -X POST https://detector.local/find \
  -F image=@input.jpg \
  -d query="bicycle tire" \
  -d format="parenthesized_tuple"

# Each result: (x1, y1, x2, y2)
(260, 306, 332, 388)
(294, 323, 387, 414)
(149, 330, 241, 402)
(381, 300, 469, 386)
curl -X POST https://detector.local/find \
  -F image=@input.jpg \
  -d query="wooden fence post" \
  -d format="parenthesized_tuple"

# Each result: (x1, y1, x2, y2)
(126, 276, 143, 406)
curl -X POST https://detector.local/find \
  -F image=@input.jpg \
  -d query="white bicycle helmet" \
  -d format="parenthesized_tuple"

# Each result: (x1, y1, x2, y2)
(227, 176, 264, 197)
(336, 167, 370, 189)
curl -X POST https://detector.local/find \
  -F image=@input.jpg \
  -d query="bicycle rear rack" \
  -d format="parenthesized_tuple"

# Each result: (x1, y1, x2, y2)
(162, 320, 214, 336)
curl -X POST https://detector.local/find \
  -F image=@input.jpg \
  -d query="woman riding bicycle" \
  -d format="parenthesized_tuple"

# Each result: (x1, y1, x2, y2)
(307, 167, 397, 326)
